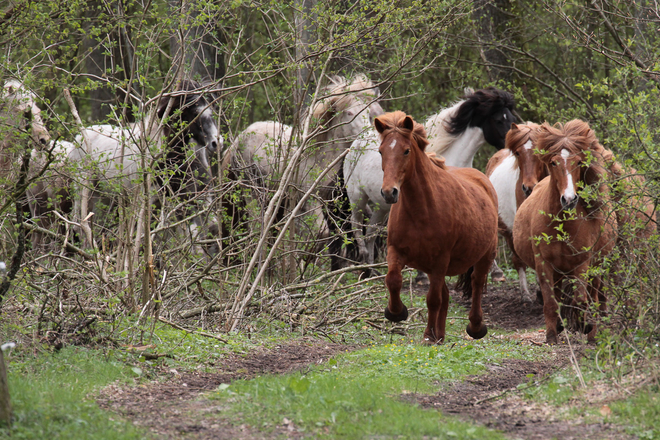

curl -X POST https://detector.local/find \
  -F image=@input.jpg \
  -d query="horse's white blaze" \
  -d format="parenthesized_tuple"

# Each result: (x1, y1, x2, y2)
(523, 140, 533, 150)
(489, 151, 518, 230)
(503, 113, 507, 120)
(389, 139, 397, 149)
(561, 149, 576, 200)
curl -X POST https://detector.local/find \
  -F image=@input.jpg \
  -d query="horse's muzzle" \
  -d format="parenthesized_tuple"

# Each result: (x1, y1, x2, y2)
(381, 187, 399, 204)
(521, 183, 533, 198)
(561, 195, 579, 211)
(207, 139, 218, 154)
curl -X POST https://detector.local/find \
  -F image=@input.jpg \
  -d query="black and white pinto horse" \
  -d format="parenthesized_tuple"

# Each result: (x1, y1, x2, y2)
(67, 80, 221, 255)
(343, 87, 515, 271)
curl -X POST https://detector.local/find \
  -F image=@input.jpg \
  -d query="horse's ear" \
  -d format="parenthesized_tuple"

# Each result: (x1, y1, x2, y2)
(374, 116, 389, 134)
(511, 123, 519, 130)
(403, 115, 414, 132)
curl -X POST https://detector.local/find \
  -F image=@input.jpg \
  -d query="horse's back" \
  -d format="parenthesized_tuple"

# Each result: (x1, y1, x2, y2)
(71, 125, 140, 181)
(448, 166, 498, 210)
(233, 121, 292, 179)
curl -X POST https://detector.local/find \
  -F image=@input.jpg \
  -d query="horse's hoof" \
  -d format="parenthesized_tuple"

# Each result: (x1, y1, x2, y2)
(546, 335, 558, 345)
(521, 294, 533, 304)
(466, 323, 487, 339)
(384, 305, 408, 322)
(492, 275, 506, 283)
(421, 337, 441, 346)
(583, 323, 594, 335)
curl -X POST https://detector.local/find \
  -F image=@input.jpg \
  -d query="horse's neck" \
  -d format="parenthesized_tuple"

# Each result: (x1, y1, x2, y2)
(441, 127, 486, 168)
(400, 152, 444, 210)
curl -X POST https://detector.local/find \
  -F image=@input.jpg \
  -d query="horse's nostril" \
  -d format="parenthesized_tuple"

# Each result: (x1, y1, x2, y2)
(40, 137, 48, 145)
(392, 187, 399, 199)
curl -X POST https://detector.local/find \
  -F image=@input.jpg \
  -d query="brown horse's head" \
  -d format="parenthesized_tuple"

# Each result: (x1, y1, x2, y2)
(506, 122, 544, 198)
(537, 120, 606, 211)
(374, 111, 428, 204)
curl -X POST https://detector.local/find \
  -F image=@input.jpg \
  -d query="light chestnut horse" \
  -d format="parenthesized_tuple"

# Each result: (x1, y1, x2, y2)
(376, 111, 498, 344)
(485, 122, 545, 302)
(513, 120, 617, 344)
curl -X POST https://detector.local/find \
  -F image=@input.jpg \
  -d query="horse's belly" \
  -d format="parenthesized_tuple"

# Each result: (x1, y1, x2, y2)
(389, 223, 495, 276)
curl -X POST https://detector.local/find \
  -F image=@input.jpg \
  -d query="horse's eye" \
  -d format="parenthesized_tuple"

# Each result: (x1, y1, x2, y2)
(551, 162, 557, 167)
(403, 149, 410, 156)
(514, 151, 519, 157)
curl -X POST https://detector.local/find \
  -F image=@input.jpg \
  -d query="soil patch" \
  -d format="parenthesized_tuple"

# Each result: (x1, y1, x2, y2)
(454, 280, 546, 332)
(409, 352, 633, 440)
(98, 338, 356, 439)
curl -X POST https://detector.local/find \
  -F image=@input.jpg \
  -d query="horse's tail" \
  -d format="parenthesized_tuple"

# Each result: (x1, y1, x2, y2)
(455, 266, 474, 299)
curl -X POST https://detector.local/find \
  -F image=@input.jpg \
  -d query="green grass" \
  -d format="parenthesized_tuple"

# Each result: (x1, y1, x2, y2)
(210, 338, 545, 439)
(1, 346, 147, 440)
(610, 388, 660, 440)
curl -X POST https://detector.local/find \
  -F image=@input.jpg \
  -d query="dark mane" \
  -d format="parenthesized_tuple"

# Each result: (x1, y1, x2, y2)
(376, 110, 429, 152)
(446, 87, 515, 135)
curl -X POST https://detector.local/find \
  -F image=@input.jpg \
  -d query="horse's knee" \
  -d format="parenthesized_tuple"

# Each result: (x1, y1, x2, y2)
(385, 270, 403, 291)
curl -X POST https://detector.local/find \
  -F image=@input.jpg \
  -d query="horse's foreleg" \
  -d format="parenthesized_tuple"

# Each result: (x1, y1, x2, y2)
(504, 230, 532, 303)
(536, 260, 560, 344)
(350, 206, 367, 264)
(384, 249, 407, 322)
(466, 255, 490, 340)
(423, 277, 449, 345)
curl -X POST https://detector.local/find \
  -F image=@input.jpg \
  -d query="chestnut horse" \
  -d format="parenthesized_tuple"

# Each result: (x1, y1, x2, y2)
(485, 123, 546, 302)
(376, 111, 498, 344)
(513, 120, 617, 344)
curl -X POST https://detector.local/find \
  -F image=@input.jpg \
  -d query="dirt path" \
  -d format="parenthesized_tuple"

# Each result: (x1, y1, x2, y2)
(98, 339, 354, 439)
(97, 281, 635, 439)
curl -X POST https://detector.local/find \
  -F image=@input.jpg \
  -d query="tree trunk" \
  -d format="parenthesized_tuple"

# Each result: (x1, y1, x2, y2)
(473, 0, 511, 83)
(169, 0, 224, 82)
(84, 0, 113, 121)
(294, 0, 316, 111)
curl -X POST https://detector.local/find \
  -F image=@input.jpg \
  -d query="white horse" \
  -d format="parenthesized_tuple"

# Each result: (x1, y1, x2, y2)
(67, 80, 222, 254)
(343, 87, 515, 270)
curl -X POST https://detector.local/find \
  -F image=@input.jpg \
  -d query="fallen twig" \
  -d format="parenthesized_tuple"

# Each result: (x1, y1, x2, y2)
(157, 316, 228, 343)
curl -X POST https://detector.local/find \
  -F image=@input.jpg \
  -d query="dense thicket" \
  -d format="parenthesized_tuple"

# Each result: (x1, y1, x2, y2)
(0, 0, 658, 363)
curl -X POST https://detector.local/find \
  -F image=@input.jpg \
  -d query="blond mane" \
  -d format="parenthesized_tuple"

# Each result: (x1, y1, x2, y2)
(311, 74, 377, 120)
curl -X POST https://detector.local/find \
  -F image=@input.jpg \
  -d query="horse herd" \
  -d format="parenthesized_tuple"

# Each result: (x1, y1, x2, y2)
(1, 75, 655, 345)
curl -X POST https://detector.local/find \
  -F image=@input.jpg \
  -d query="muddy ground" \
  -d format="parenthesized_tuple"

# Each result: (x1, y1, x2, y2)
(97, 281, 636, 439)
